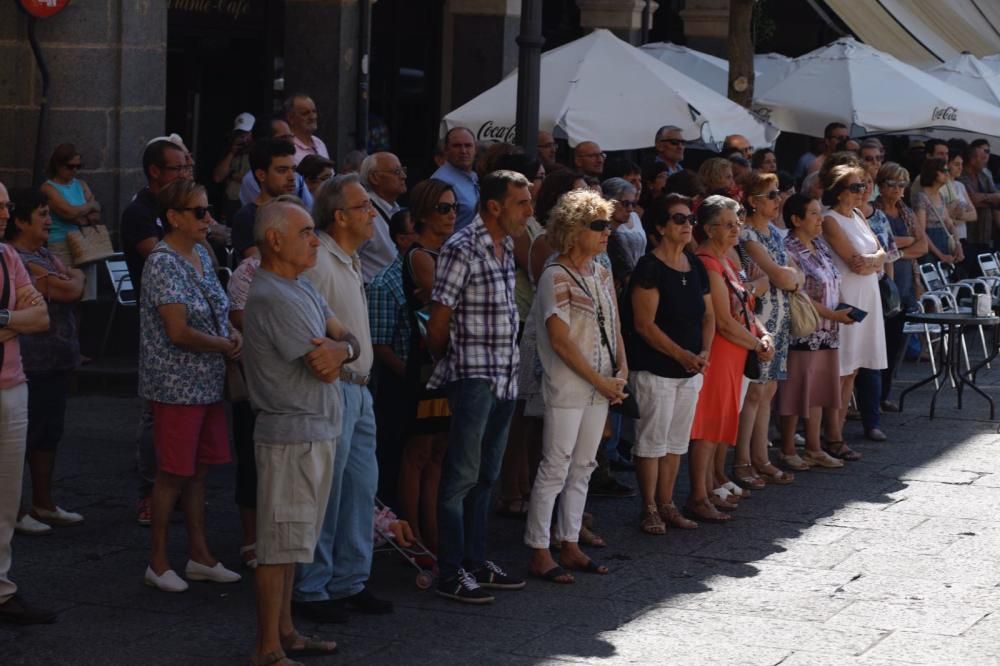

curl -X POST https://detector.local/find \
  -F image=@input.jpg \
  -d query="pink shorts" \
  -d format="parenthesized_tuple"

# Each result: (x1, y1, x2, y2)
(151, 401, 231, 477)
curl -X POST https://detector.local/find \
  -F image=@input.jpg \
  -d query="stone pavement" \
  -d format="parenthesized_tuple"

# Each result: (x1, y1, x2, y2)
(4, 357, 1000, 665)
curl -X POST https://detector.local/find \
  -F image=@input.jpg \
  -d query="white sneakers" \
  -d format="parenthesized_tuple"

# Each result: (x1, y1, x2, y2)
(15, 515, 53, 535)
(184, 560, 241, 584)
(144, 561, 241, 592)
(33, 506, 84, 526)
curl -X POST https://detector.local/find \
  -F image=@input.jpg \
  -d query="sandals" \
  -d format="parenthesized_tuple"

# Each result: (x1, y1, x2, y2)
(250, 650, 303, 666)
(779, 453, 811, 471)
(640, 505, 667, 535)
(534, 565, 574, 584)
(579, 525, 606, 547)
(721, 481, 750, 500)
(560, 558, 609, 575)
(709, 492, 738, 511)
(684, 498, 732, 523)
(658, 502, 697, 529)
(756, 463, 795, 485)
(801, 449, 844, 469)
(824, 440, 862, 461)
(732, 463, 766, 490)
(281, 631, 338, 657)
(240, 543, 258, 569)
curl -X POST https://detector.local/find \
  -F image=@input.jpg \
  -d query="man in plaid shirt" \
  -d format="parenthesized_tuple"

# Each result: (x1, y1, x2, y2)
(426, 170, 534, 603)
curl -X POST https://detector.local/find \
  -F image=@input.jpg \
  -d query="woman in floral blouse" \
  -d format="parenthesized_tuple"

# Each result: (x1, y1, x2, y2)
(777, 194, 854, 469)
(140, 179, 242, 593)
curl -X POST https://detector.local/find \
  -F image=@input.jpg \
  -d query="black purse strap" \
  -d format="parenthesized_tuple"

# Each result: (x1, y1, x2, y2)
(542, 262, 619, 374)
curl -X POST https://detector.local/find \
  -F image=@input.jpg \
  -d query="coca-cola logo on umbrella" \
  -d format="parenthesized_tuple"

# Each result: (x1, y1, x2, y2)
(19, 0, 71, 18)
(477, 121, 518, 144)
(931, 106, 959, 122)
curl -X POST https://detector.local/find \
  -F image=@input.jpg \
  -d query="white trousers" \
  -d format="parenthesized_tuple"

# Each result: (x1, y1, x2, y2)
(524, 402, 608, 548)
(0, 382, 28, 603)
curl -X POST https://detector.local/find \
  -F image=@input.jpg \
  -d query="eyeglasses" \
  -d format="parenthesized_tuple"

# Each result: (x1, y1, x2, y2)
(862, 155, 883, 163)
(658, 139, 684, 146)
(847, 182, 866, 193)
(177, 205, 214, 220)
(378, 167, 408, 178)
(580, 152, 606, 160)
(340, 201, 374, 214)
(668, 213, 696, 225)
(162, 164, 195, 174)
(64, 162, 83, 170)
(883, 179, 909, 189)
(736, 208, 747, 220)
(752, 190, 781, 201)
(433, 202, 460, 215)
(587, 219, 612, 232)
(711, 221, 743, 231)
(616, 200, 638, 209)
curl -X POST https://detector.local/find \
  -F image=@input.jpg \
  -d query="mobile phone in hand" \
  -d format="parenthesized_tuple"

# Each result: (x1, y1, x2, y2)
(836, 303, 868, 322)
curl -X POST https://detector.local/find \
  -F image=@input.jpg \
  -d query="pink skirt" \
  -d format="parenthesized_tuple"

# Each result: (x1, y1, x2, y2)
(776, 349, 842, 417)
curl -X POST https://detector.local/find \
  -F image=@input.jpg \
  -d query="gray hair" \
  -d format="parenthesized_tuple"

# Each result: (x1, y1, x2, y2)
(254, 195, 307, 248)
(359, 154, 379, 185)
(655, 125, 683, 142)
(312, 173, 362, 232)
(601, 177, 636, 201)
(801, 171, 820, 193)
(696, 194, 740, 226)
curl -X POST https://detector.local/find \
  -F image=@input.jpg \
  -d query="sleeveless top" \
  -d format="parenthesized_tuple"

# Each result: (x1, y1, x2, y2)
(45, 179, 86, 243)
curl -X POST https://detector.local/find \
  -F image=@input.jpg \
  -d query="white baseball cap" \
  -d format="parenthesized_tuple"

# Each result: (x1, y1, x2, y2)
(233, 112, 255, 133)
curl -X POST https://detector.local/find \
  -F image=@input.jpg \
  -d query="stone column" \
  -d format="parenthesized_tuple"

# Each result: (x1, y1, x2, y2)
(679, 0, 730, 57)
(0, 0, 167, 231)
(576, 0, 658, 45)
(441, 0, 521, 115)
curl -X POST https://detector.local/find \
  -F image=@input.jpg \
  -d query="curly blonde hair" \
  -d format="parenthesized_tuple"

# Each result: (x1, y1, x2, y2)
(697, 158, 733, 191)
(546, 189, 614, 254)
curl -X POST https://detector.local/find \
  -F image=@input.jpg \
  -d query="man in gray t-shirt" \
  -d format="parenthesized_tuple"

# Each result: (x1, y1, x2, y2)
(243, 199, 358, 663)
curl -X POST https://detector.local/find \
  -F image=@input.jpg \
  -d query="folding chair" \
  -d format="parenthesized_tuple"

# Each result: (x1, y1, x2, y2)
(99, 253, 136, 359)
(904, 299, 944, 388)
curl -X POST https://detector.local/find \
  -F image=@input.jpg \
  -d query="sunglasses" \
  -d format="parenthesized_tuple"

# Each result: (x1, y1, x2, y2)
(587, 219, 612, 232)
(658, 139, 684, 146)
(178, 205, 214, 220)
(883, 179, 909, 189)
(668, 213, 696, 225)
(847, 182, 866, 193)
(616, 200, 638, 209)
(434, 202, 460, 215)
(752, 190, 781, 201)
(862, 155, 883, 163)
(64, 162, 83, 170)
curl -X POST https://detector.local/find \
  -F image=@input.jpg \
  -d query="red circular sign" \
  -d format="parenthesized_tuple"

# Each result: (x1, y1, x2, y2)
(19, 0, 71, 19)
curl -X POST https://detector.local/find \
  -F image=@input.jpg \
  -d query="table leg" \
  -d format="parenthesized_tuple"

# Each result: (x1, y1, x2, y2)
(900, 323, 949, 416)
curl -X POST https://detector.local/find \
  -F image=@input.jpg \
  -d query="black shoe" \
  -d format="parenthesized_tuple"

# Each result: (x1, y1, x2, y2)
(436, 569, 495, 604)
(0, 595, 56, 625)
(470, 560, 526, 590)
(589, 477, 636, 498)
(881, 400, 900, 413)
(291, 599, 349, 624)
(340, 586, 393, 614)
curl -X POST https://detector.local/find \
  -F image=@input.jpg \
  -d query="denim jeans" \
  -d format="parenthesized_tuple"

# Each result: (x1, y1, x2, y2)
(135, 400, 156, 498)
(437, 379, 516, 580)
(294, 383, 378, 601)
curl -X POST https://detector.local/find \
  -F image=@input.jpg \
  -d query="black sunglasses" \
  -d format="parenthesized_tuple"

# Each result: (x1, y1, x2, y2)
(753, 190, 781, 201)
(587, 219, 612, 232)
(434, 202, 460, 215)
(847, 182, 866, 193)
(64, 163, 83, 170)
(178, 205, 214, 220)
(658, 139, 684, 146)
(668, 213, 696, 225)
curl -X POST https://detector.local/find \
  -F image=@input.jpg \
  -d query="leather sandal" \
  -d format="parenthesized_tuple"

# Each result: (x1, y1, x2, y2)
(732, 463, 766, 490)
(779, 453, 811, 471)
(639, 505, 666, 535)
(824, 440, 862, 461)
(709, 492, 738, 511)
(756, 463, 795, 485)
(658, 502, 697, 529)
(250, 649, 303, 666)
(684, 498, 732, 523)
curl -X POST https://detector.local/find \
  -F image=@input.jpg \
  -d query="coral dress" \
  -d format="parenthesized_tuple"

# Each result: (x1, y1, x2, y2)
(690, 253, 754, 446)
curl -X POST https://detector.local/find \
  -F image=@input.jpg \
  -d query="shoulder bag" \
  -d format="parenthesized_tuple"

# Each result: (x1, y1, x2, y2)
(66, 224, 115, 266)
(718, 259, 762, 380)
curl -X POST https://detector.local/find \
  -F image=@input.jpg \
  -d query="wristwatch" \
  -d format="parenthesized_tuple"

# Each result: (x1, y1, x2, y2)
(0, 309, 10, 328)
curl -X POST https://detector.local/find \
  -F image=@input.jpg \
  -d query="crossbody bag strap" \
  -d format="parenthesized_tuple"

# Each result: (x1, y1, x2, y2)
(543, 262, 619, 374)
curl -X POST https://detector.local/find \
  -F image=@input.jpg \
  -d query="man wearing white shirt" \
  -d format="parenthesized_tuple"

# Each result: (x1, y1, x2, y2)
(284, 94, 330, 164)
(359, 152, 407, 283)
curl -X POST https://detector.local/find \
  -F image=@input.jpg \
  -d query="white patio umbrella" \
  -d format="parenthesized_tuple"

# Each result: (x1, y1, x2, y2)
(641, 42, 731, 94)
(442, 29, 778, 151)
(926, 53, 1000, 105)
(979, 54, 1000, 74)
(753, 37, 1000, 138)
(753, 52, 798, 95)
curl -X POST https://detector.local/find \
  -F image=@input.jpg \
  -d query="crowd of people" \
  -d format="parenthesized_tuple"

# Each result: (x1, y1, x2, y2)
(1, 91, 1000, 666)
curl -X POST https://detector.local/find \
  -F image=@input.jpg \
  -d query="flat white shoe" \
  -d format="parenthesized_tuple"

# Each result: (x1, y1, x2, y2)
(185, 560, 241, 583)
(33, 506, 84, 525)
(15, 515, 52, 535)
(144, 566, 189, 592)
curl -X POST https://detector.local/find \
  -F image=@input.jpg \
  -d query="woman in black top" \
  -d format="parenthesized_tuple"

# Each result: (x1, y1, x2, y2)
(627, 194, 715, 535)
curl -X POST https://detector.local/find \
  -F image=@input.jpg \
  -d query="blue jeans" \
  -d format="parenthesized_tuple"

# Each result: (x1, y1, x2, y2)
(600, 411, 623, 462)
(437, 379, 516, 580)
(855, 368, 881, 431)
(294, 383, 378, 601)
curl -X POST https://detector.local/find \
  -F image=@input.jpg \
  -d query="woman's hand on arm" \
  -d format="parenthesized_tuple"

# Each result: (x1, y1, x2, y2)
(743, 240, 802, 291)
(157, 303, 231, 354)
(7, 284, 49, 334)
(545, 314, 627, 403)
(41, 182, 96, 224)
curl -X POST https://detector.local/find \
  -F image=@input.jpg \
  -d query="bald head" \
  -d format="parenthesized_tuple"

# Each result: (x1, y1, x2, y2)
(723, 134, 752, 159)
(574, 141, 605, 178)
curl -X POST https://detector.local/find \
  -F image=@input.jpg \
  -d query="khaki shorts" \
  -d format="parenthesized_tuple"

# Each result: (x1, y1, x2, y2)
(255, 439, 335, 565)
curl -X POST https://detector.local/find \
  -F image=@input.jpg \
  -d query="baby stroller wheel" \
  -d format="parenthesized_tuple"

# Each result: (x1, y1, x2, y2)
(415, 570, 434, 590)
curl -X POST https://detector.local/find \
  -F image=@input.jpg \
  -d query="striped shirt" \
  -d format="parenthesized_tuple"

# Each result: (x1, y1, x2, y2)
(428, 216, 519, 400)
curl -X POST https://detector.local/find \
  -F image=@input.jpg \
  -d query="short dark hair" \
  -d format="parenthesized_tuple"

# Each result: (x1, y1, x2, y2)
(409, 178, 455, 232)
(388, 208, 412, 242)
(782, 193, 815, 229)
(603, 158, 641, 180)
(948, 139, 969, 163)
(777, 170, 795, 192)
(443, 126, 474, 147)
(5, 188, 47, 240)
(967, 138, 990, 162)
(142, 140, 184, 180)
(824, 122, 848, 139)
(920, 157, 947, 187)
(924, 139, 947, 156)
(250, 139, 295, 180)
(479, 169, 531, 212)
(535, 170, 583, 225)
(296, 154, 335, 180)
(750, 148, 774, 170)
(664, 169, 704, 198)
(642, 193, 692, 245)
(46, 143, 79, 179)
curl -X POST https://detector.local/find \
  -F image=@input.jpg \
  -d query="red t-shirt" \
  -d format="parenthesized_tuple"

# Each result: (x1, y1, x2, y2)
(0, 243, 32, 389)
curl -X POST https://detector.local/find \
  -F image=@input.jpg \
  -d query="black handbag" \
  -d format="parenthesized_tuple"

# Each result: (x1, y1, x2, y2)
(879, 273, 902, 319)
(552, 264, 639, 418)
(722, 262, 763, 380)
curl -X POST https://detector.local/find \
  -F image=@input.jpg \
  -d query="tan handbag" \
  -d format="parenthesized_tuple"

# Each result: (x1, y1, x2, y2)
(66, 225, 115, 266)
(789, 290, 820, 338)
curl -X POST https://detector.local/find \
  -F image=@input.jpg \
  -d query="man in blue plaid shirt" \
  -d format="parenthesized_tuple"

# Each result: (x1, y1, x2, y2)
(426, 170, 534, 604)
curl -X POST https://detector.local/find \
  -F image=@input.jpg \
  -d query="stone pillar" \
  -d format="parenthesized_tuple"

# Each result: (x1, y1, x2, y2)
(0, 1, 167, 233)
(441, 0, 521, 115)
(679, 0, 730, 57)
(284, 0, 366, 163)
(576, 0, 657, 45)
